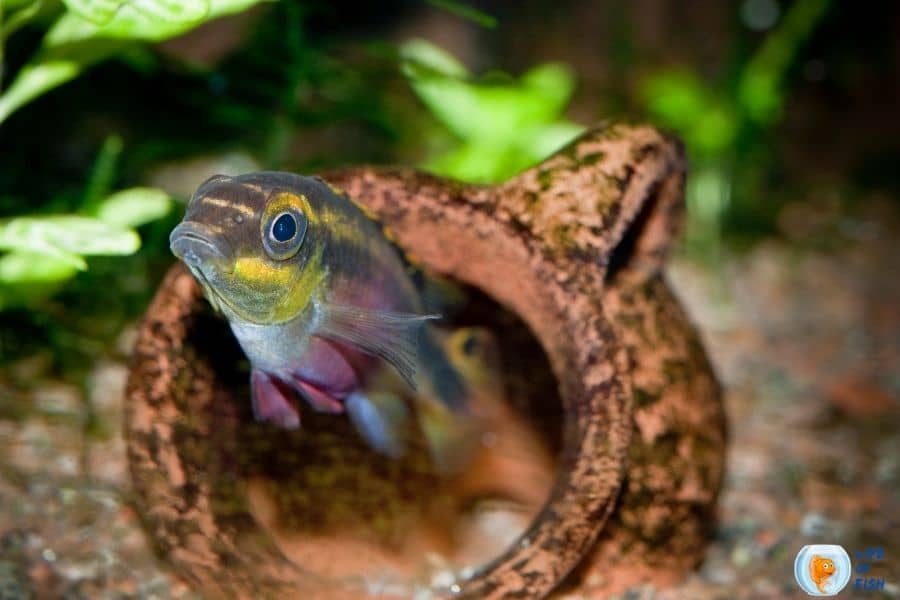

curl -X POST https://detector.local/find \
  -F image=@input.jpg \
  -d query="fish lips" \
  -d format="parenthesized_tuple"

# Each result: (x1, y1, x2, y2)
(169, 221, 235, 274)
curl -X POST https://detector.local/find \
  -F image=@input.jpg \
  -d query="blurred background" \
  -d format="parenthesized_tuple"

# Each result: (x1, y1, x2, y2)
(0, 0, 897, 597)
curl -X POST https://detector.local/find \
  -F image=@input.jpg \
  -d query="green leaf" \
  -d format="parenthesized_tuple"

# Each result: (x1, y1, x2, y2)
(62, 0, 127, 25)
(61, 0, 214, 32)
(1, 0, 48, 39)
(423, 122, 584, 184)
(401, 38, 469, 79)
(688, 105, 737, 155)
(3, 0, 44, 10)
(0, 252, 82, 310)
(0, 58, 91, 125)
(425, 0, 497, 29)
(737, 0, 831, 125)
(0, 0, 269, 124)
(639, 69, 737, 157)
(403, 40, 582, 183)
(52, 0, 259, 43)
(520, 63, 576, 115)
(404, 42, 577, 142)
(129, 0, 210, 24)
(639, 70, 711, 130)
(738, 70, 781, 124)
(0, 251, 80, 285)
(0, 216, 141, 268)
(94, 187, 172, 227)
(524, 121, 585, 159)
(83, 134, 124, 210)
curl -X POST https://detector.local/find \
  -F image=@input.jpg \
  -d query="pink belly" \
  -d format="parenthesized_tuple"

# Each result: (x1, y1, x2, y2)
(288, 337, 377, 412)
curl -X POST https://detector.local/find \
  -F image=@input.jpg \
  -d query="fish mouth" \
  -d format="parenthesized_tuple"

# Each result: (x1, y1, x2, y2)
(183, 265, 220, 313)
(170, 221, 235, 274)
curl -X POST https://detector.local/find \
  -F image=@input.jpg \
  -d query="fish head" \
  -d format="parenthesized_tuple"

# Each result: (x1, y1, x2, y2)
(446, 327, 501, 387)
(811, 556, 836, 576)
(170, 172, 328, 325)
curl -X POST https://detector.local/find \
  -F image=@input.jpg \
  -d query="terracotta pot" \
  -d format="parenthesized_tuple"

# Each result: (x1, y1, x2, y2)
(125, 124, 726, 599)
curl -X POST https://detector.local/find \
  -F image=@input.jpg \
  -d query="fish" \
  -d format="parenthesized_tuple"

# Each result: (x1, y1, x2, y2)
(443, 328, 504, 398)
(442, 328, 556, 505)
(169, 172, 474, 468)
(809, 554, 836, 594)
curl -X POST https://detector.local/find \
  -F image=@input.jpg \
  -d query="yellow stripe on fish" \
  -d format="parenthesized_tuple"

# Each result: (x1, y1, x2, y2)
(198, 195, 257, 217)
(264, 191, 320, 226)
(233, 244, 327, 324)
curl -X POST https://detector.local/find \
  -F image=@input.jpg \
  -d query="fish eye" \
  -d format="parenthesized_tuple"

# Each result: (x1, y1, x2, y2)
(272, 213, 297, 242)
(262, 208, 307, 260)
(461, 334, 480, 356)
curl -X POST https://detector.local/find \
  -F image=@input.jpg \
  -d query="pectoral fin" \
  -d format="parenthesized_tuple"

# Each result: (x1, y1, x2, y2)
(291, 378, 345, 414)
(345, 391, 410, 458)
(251, 369, 300, 429)
(317, 302, 439, 389)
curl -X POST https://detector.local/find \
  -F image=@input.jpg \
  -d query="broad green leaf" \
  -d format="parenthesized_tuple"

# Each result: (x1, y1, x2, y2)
(520, 63, 576, 115)
(403, 40, 582, 183)
(401, 38, 469, 79)
(0, 216, 141, 268)
(50, 0, 261, 43)
(640, 69, 737, 157)
(129, 0, 210, 24)
(423, 122, 583, 184)
(640, 70, 711, 130)
(62, 0, 126, 25)
(0, 59, 90, 124)
(688, 105, 737, 155)
(4, 0, 44, 10)
(412, 78, 498, 140)
(424, 144, 505, 184)
(0, 252, 82, 310)
(0, 240, 87, 270)
(403, 40, 576, 141)
(95, 187, 172, 228)
(2, 0, 48, 38)
(524, 121, 585, 159)
(0, 0, 268, 123)
(0, 251, 80, 285)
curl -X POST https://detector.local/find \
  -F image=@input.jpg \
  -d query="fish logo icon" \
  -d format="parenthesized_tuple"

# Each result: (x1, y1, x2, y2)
(810, 555, 836, 593)
(795, 545, 852, 596)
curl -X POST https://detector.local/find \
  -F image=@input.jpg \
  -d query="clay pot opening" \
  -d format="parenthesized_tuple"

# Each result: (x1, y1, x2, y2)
(171, 279, 565, 592)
